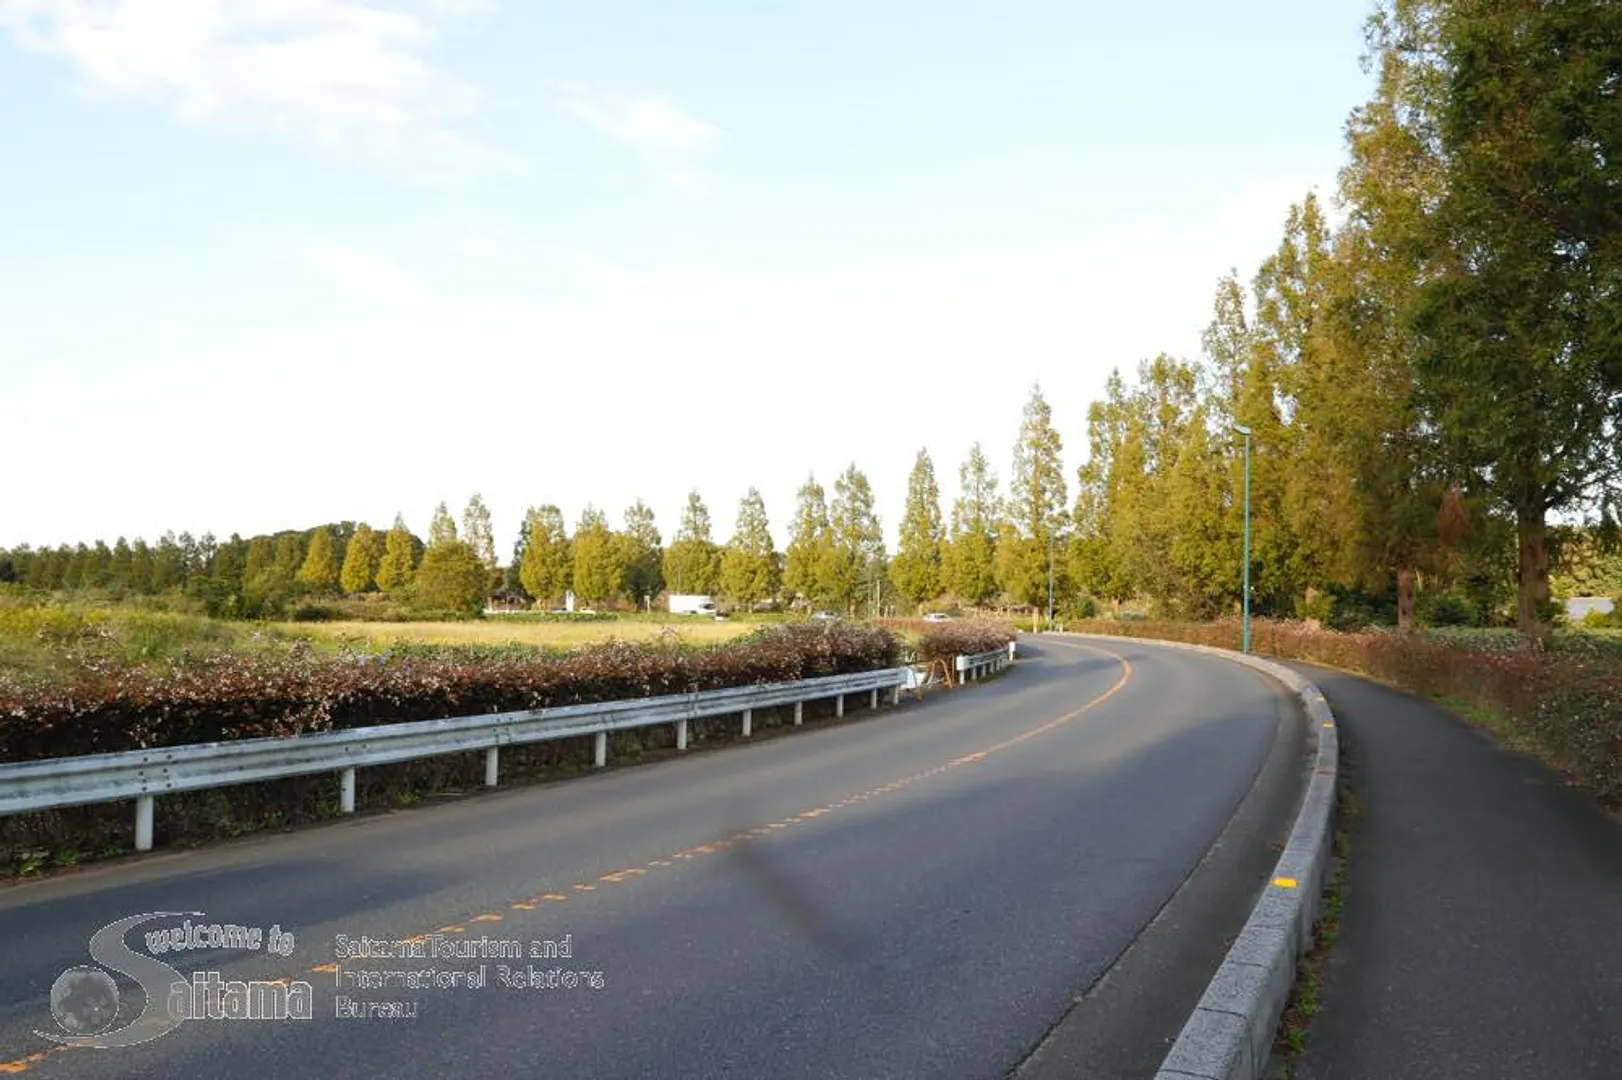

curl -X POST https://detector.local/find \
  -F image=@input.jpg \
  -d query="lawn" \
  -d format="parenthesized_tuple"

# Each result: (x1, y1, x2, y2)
(277, 617, 758, 651)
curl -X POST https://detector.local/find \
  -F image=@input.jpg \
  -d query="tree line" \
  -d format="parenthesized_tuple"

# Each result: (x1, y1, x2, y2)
(0, 406, 1076, 619)
(1067, 0, 1622, 637)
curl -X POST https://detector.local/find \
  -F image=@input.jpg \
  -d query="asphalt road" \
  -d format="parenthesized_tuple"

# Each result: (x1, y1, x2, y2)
(0, 638, 1301, 1080)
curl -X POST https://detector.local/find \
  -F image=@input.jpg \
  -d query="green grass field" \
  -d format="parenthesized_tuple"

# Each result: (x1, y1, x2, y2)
(0, 591, 776, 677)
(277, 617, 757, 651)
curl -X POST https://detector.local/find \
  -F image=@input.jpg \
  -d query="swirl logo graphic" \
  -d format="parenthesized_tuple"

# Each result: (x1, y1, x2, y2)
(37, 911, 200, 1049)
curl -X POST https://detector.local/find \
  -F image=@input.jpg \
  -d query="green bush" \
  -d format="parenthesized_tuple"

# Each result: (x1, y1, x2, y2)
(1068, 594, 1099, 619)
(1580, 601, 1621, 629)
(1301, 591, 1335, 625)
(1417, 592, 1478, 627)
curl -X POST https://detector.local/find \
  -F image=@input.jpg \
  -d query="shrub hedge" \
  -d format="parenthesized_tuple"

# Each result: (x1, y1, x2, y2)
(908, 620, 1018, 664)
(0, 622, 900, 763)
(1, 622, 904, 870)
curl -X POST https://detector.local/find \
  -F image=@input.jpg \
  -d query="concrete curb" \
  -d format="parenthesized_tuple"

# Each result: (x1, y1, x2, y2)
(1060, 634, 1338, 1080)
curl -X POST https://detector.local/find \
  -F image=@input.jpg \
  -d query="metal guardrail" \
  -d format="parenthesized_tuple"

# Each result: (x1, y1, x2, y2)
(954, 643, 1015, 682)
(0, 666, 908, 853)
(1, 641, 1021, 855)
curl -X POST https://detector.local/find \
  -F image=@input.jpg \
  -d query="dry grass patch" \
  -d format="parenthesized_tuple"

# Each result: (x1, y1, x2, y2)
(278, 618, 755, 651)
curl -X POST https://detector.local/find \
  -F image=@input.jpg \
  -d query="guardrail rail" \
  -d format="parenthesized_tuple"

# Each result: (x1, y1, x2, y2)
(1, 667, 907, 852)
(2, 641, 1022, 855)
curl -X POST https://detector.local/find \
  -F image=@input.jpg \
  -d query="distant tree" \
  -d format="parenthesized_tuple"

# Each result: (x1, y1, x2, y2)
(720, 488, 779, 607)
(519, 505, 572, 606)
(1011, 384, 1068, 544)
(461, 493, 497, 590)
(891, 449, 944, 606)
(783, 475, 833, 605)
(617, 500, 664, 609)
(1006, 384, 1068, 610)
(86, 540, 114, 589)
(296, 526, 341, 593)
(993, 519, 1043, 610)
(62, 544, 90, 590)
(375, 514, 419, 594)
(504, 514, 532, 597)
(129, 539, 155, 594)
(207, 534, 247, 611)
(110, 537, 134, 589)
(412, 540, 486, 615)
(428, 502, 458, 546)
(242, 536, 272, 586)
(152, 532, 186, 591)
(825, 464, 885, 613)
(572, 506, 623, 606)
(944, 443, 1000, 604)
(340, 523, 380, 594)
(663, 490, 721, 594)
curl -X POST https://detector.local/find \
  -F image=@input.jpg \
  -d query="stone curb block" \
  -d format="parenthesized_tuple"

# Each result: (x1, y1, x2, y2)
(1058, 634, 1339, 1080)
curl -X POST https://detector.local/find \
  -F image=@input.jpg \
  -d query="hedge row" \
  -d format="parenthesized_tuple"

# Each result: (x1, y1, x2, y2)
(0, 622, 900, 763)
(910, 620, 1018, 664)
(1067, 618, 1622, 806)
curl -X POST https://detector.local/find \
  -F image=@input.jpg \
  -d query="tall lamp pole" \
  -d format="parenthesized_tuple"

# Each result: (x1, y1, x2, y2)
(1233, 424, 1253, 654)
(1046, 531, 1055, 631)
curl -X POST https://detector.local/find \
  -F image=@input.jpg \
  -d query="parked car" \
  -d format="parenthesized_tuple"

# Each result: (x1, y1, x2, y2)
(922, 612, 951, 622)
(810, 610, 840, 621)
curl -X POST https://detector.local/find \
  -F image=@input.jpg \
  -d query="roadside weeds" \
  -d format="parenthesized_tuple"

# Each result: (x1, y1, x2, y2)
(1267, 754, 1358, 1077)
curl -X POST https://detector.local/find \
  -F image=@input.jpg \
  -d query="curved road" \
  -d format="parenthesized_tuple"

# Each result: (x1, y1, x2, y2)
(0, 638, 1304, 1079)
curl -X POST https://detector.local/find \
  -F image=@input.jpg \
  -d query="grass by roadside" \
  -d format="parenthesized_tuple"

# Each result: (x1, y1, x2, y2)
(1270, 779, 1358, 1076)
(0, 592, 779, 678)
(277, 617, 756, 652)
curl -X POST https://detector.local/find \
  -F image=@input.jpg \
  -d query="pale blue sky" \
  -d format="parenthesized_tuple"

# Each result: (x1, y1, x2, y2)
(1, 1, 1376, 553)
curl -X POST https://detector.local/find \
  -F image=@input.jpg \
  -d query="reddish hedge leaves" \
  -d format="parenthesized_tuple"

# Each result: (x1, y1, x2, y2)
(0, 623, 900, 763)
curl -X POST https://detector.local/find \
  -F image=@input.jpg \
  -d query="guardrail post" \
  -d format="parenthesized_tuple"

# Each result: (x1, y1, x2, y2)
(134, 795, 154, 852)
(485, 747, 500, 788)
(593, 732, 607, 768)
(868, 688, 877, 710)
(793, 701, 803, 726)
(741, 709, 752, 738)
(676, 718, 689, 751)
(340, 768, 356, 814)
(835, 694, 844, 718)
(891, 685, 901, 706)
(1008, 641, 1017, 661)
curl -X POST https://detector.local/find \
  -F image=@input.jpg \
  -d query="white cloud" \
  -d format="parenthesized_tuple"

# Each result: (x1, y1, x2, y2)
(569, 96, 719, 155)
(566, 89, 722, 197)
(0, 0, 513, 177)
(300, 239, 426, 298)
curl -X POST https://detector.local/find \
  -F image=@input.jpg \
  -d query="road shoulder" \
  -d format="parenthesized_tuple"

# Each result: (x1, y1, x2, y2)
(1014, 661, 1309, 1080)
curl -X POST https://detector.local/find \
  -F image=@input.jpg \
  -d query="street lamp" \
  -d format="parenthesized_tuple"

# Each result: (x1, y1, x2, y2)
(1232, 424, 1252, 654)
(1046, 530, 1055, 631)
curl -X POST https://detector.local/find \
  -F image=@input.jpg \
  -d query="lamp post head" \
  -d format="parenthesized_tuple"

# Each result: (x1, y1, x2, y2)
(1232, 423, 1252, 437)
